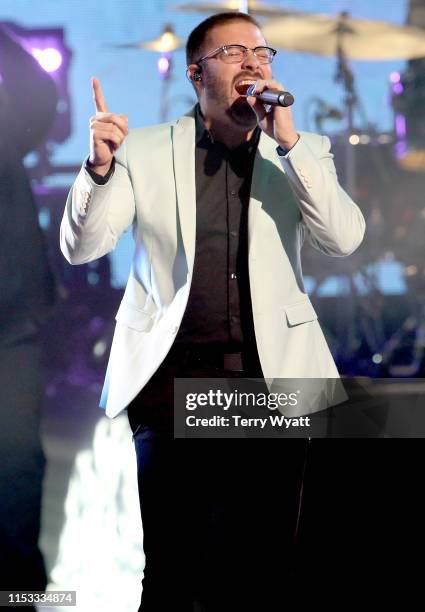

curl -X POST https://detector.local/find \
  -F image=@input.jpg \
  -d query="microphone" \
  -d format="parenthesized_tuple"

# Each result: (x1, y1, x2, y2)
(246, 84, 294, 107)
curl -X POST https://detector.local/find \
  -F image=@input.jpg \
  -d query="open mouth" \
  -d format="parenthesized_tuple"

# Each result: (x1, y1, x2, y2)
(234, 80, 257, 95)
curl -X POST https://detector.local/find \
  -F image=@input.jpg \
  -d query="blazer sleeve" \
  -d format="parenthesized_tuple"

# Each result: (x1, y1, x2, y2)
(60, 138, 136, 265)
(278, 133, 366, 256)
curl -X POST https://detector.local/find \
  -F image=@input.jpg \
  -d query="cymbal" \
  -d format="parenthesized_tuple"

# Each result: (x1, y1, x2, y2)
(171, 0, 296, 17)
(112, 25, 184, 53)
(262, 12, 425, 60)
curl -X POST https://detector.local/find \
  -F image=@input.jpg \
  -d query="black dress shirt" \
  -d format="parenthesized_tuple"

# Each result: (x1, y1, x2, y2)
(175, 105, 260, 357)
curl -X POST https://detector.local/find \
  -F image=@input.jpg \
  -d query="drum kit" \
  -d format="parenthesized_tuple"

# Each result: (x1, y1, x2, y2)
(123, 1, 425, 182)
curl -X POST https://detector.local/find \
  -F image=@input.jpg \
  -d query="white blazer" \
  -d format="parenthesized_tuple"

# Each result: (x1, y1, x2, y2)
(60, 107, 365, 418)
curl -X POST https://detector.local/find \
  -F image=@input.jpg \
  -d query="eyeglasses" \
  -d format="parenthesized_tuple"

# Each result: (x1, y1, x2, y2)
(194, 44, 277, 65)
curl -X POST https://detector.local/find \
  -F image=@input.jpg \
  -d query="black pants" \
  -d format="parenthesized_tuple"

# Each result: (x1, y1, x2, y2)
(127, 350, 307, 611)
(0, 341, 47, 593)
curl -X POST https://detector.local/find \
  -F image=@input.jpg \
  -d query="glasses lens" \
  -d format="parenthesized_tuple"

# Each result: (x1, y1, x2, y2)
(255, 47, 274, 63)
(222, 45, 244, 62)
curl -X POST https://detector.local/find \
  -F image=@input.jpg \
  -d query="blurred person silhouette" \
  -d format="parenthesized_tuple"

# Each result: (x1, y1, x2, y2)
(0, 24, 57, 596)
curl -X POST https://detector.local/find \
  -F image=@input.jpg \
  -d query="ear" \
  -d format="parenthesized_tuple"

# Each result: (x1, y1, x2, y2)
(186, 63, 203, 91)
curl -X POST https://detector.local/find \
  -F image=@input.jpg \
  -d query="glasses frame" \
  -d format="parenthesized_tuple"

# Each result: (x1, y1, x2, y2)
(193, 44, 277, 65)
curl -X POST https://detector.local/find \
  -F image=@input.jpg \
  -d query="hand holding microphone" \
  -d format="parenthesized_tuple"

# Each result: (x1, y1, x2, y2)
(245, 79, 299, 151)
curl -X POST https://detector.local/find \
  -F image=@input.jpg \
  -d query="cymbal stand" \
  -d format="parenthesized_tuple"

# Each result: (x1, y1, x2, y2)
(334, 30, 357, 196)
(333, 16, 365, 356)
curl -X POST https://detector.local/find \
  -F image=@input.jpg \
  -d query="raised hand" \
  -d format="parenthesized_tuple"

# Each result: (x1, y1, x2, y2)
(88, 77, 129, 175)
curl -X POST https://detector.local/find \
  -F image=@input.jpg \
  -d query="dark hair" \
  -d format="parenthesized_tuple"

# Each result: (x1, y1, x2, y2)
(186, 12, 262, 66)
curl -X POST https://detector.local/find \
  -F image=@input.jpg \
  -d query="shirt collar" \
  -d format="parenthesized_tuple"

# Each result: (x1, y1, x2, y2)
(195, 103, 211, 145)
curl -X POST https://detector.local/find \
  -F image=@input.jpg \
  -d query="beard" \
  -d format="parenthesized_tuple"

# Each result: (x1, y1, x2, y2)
(227, 96, 257, 127)
(203, 72, 258, 129)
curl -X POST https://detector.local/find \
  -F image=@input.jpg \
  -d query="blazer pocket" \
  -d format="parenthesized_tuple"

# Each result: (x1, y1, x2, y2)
(115, 302, 154, 333)
(284, 299, 318, 327)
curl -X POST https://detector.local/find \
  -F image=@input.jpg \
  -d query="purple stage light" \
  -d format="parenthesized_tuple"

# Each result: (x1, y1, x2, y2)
(4, 23, 72, 146)
(395, 114, 406, 138)
(392, 82, 404, 95)
(157, 55, 170, 76)
(32, 47, 63, 73)
(395, 140, 407, 160)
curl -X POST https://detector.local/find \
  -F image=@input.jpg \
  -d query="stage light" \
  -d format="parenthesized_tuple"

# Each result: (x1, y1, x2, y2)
(2, 22, 73, 149)
(49, 416, 144, 611)
(158, 54, 170, 77)
(405, 265, 418, 277)
(93, 340, 108, 359)
(395, 114, 407, 138)
(32, 47, 63, 73)
(38, 207, 51, 230)
(160, 31, 176, 52)
(392, 82, 404, 95)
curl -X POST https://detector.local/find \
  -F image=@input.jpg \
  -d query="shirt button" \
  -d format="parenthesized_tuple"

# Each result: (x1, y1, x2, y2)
(230, 189, 237, 196)
(231, 315, 238, 323)
(230, 230, 238, 237)
(231, 273, 237, 280)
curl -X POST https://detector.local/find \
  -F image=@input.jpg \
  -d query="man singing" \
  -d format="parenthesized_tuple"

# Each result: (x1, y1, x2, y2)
(61, 11, 365, 611)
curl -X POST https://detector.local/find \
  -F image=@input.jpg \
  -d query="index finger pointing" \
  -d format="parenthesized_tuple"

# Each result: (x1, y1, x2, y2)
(91, 76, 109, 113)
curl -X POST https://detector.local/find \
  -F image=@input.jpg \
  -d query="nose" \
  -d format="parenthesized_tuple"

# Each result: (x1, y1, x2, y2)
(241, 48, 260, 71)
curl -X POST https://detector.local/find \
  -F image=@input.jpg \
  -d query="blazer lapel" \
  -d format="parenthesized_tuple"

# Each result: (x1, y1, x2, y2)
(171, 109, 197, 273)
(248, 131, 276, 249)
